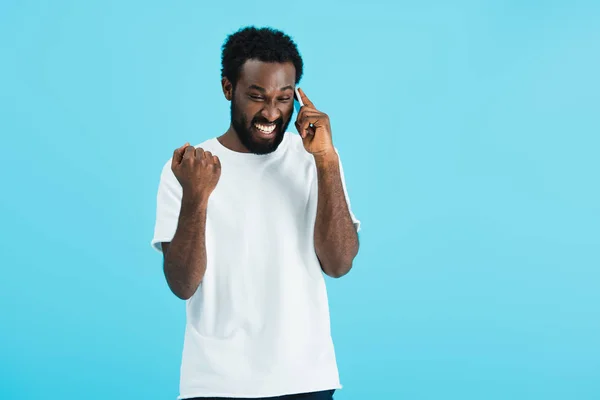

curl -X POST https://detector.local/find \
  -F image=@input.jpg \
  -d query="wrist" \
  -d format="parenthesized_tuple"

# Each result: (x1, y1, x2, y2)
(182, 190, 210, 209)
(313, 150, 338, 167)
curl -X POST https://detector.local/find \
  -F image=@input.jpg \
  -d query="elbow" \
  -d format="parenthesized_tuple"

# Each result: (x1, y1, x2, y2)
(317, 246, 358, 279)
(171, 274, 203, 300)
(327, 268, 349, 279)
(164, 267, 201, 300)
(174, 289, 193, 301)
(323, 259, 354, 279)
(171, 284, 199, 300)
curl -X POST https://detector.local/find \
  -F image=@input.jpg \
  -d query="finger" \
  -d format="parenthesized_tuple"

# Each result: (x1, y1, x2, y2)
(295, 108, 318, 129)
(295, 109, 310, 138)
(300, 115, 319, 138)
(295, 108, 308, 138)
(296, 110, 320, 138)
(194, 147, 205, 159)
(295, 120, 305, 138)
(172, 142, 190, 167)
(298, 88, 315, 109)
(204, 150, 213, 160)
(300, 111, 325, 129)
(295, 108, 304, 136)
(213, 155, 221, 169)
(183, 145, 196, 160)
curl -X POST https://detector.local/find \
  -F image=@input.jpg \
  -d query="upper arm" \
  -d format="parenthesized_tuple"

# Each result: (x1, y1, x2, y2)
(161, 242, 170, 261)
(150, 160, 183, 252)
(335, 148, 361, 233)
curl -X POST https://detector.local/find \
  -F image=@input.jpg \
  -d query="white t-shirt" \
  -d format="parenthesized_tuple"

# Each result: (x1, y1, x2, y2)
(151, 132, 360, 399)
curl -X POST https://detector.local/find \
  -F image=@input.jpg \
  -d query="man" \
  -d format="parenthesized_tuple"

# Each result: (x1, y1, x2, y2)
(151, 26, 361, 400)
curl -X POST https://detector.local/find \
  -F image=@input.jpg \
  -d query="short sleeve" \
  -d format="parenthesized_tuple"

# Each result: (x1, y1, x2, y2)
(336, 148, 361, 233)
(150, 160, 183, 252)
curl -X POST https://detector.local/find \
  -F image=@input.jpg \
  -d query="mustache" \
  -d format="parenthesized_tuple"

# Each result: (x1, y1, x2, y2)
(252, 117, 283, 125)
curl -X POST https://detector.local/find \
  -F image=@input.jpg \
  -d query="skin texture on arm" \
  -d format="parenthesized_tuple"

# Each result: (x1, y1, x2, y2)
(161, 196, 208, 300)
(295, 87, 359, 278)
(162, 143, 221, 300)
(313, 152, 359, 278)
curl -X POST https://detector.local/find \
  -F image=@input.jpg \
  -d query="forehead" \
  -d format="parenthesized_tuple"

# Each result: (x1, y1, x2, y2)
(238, 59, 296, 90)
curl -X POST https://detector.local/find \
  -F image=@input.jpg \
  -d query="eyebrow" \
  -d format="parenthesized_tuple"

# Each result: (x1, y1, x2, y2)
(248, 84, 294, 93)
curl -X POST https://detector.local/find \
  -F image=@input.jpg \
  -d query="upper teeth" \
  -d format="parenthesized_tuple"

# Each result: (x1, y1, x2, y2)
(255, 123, 276, 133)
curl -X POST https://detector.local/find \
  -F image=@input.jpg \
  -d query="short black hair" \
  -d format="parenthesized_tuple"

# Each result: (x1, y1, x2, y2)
(221, 26, 303, 89)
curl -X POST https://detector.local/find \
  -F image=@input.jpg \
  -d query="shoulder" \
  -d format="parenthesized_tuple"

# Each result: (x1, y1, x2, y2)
(193, 137, 220, 152)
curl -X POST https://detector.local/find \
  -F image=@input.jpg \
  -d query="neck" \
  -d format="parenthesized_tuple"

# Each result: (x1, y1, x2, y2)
(218, 125, 250, 153)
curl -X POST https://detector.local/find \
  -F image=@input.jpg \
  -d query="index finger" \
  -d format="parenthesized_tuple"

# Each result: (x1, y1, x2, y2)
(172, 142, 190, 167)
(298, 87, 315, 108)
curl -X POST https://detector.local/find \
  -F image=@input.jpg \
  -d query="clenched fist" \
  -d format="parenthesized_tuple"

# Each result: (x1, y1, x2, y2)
(171, 143, 221, 202)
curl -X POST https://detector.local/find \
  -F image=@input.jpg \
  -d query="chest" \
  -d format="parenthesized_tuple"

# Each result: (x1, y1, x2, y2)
(205, 159, 317, 240)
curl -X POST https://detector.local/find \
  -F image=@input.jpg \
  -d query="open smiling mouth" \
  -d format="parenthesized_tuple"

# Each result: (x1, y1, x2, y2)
(253, 121, 278, 139)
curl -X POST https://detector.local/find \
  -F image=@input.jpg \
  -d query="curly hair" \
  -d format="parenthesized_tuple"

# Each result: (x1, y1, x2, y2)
(221, 26, 303, 89)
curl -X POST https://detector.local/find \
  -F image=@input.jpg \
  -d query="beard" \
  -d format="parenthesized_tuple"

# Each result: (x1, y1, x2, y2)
(230, 97, 292, 155)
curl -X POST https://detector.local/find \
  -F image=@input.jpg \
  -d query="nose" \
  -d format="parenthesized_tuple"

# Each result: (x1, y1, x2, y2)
(260, 102, 281, 122)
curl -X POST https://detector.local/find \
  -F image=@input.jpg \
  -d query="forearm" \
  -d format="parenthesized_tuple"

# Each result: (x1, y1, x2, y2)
(163, 194, 208, 300)
(314, 152, 359, 278)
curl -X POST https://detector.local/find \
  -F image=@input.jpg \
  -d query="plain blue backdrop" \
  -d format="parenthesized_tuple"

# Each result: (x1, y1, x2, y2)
(1, 1, 599, 399)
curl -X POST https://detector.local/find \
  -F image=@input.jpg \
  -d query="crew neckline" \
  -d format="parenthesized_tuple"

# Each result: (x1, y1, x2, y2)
(212, 131, 291, 163)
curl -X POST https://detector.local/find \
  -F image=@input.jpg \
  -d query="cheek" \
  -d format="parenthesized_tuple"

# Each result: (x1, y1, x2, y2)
(281, 103, 294, 119)
(242, 103, 262, 121)
(234, 101, 256, 123)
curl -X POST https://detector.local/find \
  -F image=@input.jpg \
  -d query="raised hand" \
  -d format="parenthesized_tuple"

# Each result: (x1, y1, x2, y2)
(295, 88, 335, 158)
(171, 143, 221, 202)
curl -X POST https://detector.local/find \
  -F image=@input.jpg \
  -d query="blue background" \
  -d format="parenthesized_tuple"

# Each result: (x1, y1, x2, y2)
(1, 1, 599, 399)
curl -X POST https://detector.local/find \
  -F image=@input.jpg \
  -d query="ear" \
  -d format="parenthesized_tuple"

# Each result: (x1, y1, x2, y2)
(222, 77, 233, 101)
